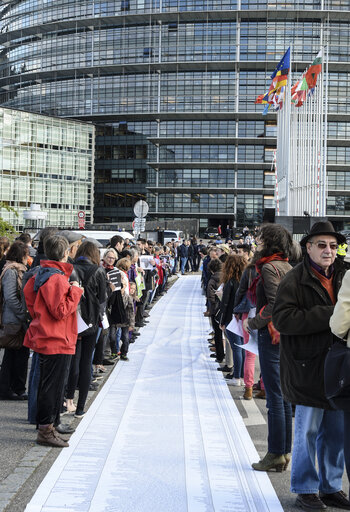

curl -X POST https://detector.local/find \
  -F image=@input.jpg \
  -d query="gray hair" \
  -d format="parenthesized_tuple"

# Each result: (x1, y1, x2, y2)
(44, 235, 69, 261)
(130, 248, 139, 260)
(103, 248, 118, 261)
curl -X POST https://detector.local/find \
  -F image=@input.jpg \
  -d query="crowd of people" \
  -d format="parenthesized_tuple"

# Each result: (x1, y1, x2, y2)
(1, 221, 350, 512)
(0, 229, 179, 448)
(202, 221, 350, 511)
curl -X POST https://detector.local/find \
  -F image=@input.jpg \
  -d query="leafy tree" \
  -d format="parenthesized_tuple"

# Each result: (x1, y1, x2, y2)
(0, 202, 18, 238)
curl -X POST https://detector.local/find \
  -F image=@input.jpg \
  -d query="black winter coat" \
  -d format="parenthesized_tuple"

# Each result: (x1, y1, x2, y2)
(219, 278, 239, 326)
(207, 271, 221, 315)
(272, 256, 346, 409)
(74, 259, 107, 331)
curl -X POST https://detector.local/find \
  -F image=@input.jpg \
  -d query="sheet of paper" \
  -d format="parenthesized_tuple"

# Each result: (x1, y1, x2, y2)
(241, 331, 259, 356)
(226, 315, 244, 337)
(101, 313, 109, 330)
(77, 312, 90, 333)
(140, 255, 155, 270)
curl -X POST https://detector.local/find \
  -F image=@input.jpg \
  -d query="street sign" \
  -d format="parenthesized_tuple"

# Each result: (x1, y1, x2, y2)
(133, 217, 146, 233)
(78, 210, 85, 229)
(133, 200, 149, 218)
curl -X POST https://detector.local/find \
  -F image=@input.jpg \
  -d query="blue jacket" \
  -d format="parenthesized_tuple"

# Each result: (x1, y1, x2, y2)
(178, 243, 189, 258)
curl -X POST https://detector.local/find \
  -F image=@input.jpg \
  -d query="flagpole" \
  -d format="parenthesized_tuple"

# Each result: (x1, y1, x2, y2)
(323, 43, 328, 217)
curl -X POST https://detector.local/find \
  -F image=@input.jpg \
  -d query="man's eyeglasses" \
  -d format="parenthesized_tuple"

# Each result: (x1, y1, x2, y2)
(309, 241, 338, 251)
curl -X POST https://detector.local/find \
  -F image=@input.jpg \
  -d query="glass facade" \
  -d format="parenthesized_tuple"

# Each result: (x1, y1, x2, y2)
(0, 107, 94, 230)
(0, 1, 350, 226)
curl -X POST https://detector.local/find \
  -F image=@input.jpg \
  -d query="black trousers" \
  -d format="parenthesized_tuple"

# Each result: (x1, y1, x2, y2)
(211, 315, 225, 361)
(66, 331, 97, 412)
(37, 353, 71, 426)
(135, 289, 147, 323)
(92, 330, 105, 365)
(0, 346, 29, 397)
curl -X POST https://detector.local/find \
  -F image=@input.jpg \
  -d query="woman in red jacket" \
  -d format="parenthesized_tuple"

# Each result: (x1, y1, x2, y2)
(24, 235, 83, 448)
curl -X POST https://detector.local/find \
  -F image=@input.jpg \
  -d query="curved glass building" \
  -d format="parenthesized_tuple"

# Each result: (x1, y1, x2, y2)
(0, 0, 350, 229)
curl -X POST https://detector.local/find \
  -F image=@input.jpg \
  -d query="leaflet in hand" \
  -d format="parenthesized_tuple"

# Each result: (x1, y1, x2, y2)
(140, 255, 155, 270)
(107, 268, 122, 291)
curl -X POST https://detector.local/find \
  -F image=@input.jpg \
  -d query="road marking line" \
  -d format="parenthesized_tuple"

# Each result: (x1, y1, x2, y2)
(239, 397, 266, 426)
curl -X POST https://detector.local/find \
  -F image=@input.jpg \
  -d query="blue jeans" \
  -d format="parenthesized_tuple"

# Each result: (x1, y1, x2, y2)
(180, 257, 188, 274)
(258, 327, 292, 454)
(225, 329, 244, 378)
(291, 405, 344, 494)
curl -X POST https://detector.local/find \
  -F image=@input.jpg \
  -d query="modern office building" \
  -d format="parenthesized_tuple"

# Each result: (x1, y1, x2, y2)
(0, 106, 94, 230)
(0, 1, 349, 230)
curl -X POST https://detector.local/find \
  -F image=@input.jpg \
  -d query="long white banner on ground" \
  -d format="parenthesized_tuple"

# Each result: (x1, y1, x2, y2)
(25, 276, 283, 512)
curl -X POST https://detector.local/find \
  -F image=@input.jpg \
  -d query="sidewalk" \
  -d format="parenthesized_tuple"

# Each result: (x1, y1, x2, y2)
(24, 276, 283, 512)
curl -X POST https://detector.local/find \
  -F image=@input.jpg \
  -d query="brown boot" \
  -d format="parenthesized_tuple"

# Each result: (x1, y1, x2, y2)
(255, 389, 266, 399)
(243, 386, 253, 400)
(37, 424, 69, 448)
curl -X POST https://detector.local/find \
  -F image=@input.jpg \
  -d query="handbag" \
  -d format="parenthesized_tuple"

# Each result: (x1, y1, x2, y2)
(0, 323, 25, 350)
(324, 341, 350, 410)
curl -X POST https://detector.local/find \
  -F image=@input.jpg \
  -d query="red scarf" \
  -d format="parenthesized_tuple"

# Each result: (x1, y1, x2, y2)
(102, 261, 114, 271)
(248, 253, 288, 305)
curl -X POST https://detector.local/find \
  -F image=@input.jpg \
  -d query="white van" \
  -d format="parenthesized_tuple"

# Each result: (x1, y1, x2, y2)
(163, 230, 184, 244)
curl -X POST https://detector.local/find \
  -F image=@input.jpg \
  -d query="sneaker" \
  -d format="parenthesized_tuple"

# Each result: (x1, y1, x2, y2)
(225, 373, 234, 380)
(74, 410, 86, 419)
(55, 423, 75, 435)
(120, 355, 129, 361)
(89, 383, 98, 391)
(102, 359, 115, 366)
(295, 494, 327, 510)
(227, 378, 241, 386)
(217, 365, 233, 372)
(319, 491, 350, 510)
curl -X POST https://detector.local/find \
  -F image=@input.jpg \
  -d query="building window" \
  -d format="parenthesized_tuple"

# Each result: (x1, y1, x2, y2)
(143, 47, 152, 58)
(121, 0, 130, 11)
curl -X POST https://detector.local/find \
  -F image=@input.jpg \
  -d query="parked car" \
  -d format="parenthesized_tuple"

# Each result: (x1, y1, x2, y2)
(204, 227, 219, 239)
(231, 228, 243, 240)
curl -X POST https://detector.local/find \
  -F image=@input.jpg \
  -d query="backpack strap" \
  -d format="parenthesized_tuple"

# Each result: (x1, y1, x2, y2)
(75, 264, 99, 288)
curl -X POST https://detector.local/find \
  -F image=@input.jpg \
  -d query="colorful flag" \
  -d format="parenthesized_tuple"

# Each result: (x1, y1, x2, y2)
(291, 49, 322, 108)
(267, 47, 290, 99)
(305, 49, 322, 90)
(256, 47, 290, 113)
(255, 93, 269, 104)
(291, 74, 308, 108)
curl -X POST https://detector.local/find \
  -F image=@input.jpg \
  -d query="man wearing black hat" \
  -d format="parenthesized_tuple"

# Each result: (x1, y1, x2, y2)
(273, 221, 350, 511)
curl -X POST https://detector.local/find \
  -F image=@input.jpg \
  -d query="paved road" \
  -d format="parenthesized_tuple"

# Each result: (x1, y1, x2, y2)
(0, 275, 348, 511)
